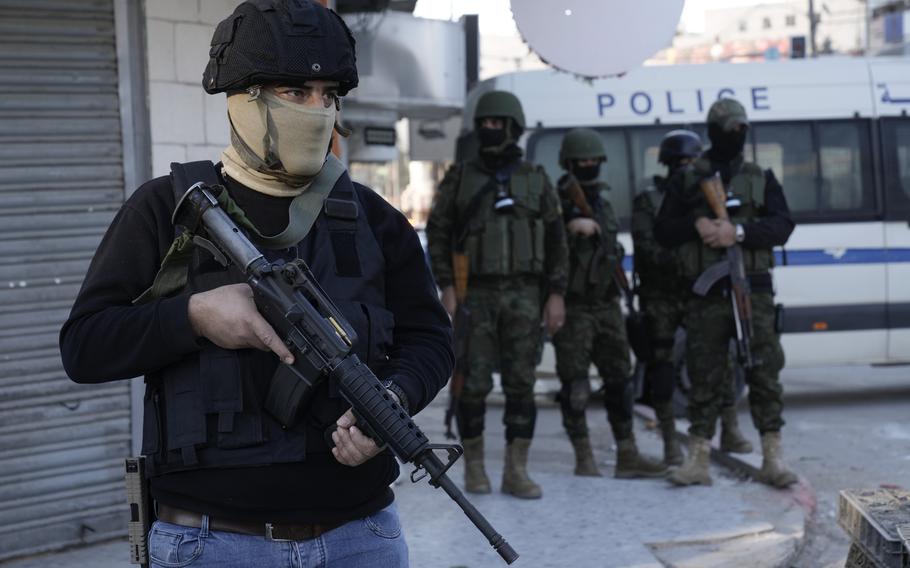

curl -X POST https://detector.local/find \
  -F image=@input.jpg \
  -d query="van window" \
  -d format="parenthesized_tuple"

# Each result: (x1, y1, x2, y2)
(882, 118, 910, 220)
(818, 122, 874, 211)
(752, 123, 817, 213)
(528, 129, 632, 221)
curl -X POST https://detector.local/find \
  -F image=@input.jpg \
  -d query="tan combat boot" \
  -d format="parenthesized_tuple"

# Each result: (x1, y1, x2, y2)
(655, 403, 684, 466)
(571, 437, 602, 477)
(501, 438, 542, 499)
(720, 407, 754, 454)
(755, 432, 798, 488)
(614, 437, 669, 479)
(461, 436, 491, 494)
(668, 436, 713, 486)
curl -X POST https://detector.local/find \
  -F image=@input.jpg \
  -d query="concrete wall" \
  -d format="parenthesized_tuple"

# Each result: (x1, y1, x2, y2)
(144, 0, 243, 177)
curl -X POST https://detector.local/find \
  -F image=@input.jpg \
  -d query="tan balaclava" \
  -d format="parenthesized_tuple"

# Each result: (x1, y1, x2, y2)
(222, 88, 336, 197)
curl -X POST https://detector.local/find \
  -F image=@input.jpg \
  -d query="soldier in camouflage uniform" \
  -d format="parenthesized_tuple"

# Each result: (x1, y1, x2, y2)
(552, 128, 666, 479)
(631, 130, 753, 467)
(655, 99, 798, 488)
(426, 91, 569, 499)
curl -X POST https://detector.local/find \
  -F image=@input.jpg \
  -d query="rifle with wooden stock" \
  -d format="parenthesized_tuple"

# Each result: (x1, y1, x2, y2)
(694, 172, 756, 369)
(444, 253, 470, 440)
(563, 176, 651, 360)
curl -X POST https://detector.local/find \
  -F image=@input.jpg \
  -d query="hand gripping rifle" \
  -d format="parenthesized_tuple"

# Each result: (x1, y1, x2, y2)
(564, 177, 651, 360)
(172, 183, 518, 565)
(693, 172, 756, 369)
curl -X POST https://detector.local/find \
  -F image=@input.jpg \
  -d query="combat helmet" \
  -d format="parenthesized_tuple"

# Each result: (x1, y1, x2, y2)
(474, 90, 526, 131)
(658, 130, 702, 166)
(707, 98, 749, 131)
(203, 0, 358, 96)
(559, 128, 606, 169)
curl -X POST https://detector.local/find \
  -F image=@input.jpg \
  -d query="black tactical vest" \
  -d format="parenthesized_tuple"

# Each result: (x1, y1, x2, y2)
(141, 171, 396, 477)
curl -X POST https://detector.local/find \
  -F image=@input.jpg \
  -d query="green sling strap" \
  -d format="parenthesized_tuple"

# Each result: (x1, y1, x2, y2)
(133, 154, 346, 304)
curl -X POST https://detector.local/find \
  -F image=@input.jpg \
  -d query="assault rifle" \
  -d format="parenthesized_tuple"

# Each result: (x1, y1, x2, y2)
(693, 172, 755, 369)
(172, 182, 518, 565)
(444, 253, 470, 440)
(563, 177, 651, 360)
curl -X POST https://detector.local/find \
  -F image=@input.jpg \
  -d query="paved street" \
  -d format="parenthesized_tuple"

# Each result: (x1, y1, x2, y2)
(4, 363, 907, 568)
(735, 365, 910, 568)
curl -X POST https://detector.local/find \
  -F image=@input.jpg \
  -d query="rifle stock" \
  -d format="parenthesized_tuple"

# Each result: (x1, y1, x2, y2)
(564, 175, 595, 219)
(444, 253, 470, 439)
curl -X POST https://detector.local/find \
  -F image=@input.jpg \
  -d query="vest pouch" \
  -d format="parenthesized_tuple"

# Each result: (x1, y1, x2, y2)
(478, 216, 509, 275)
(361, 302, 395, 367)
(510, 218, 534, 273)
(141, 386, 161, 456)
(199, 345, 267, 450)
(567, 240, 592, 297)
(532, 218, 545, 272)
(163, 358, 207, 466)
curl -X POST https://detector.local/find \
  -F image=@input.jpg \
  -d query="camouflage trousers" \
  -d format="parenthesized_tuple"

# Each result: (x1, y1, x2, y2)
(685, 291, 785, 439)
(456, 277, 542, 442)
(640, 291, 737, 408)
(552, 298, 633, 441)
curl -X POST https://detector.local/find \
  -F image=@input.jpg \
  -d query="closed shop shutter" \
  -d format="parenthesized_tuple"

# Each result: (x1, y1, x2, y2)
(0, 0, 131, 559)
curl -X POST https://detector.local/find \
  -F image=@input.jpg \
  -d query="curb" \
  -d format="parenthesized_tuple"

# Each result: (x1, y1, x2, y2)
(634, 403, 817, 568)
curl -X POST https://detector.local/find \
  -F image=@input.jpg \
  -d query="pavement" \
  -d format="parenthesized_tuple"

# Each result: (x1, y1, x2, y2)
(1, 392, 812, 568)
(1, 344, 817, 567)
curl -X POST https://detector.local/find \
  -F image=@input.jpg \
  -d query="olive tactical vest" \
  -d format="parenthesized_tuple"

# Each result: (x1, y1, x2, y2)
(677, 158, 774, 281)
(456, 160, 547, 277)
(565, 186, 620, 301)
(142, 168, 396, 477)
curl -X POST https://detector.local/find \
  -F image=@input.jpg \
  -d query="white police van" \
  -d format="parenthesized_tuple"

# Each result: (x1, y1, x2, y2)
(468, 57, 910, 367)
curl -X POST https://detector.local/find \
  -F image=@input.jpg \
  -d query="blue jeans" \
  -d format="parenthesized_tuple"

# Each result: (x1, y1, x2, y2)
(148, 503, 408, 568)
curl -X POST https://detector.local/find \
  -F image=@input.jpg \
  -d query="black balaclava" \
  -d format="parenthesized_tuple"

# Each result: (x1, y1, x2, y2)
(707, 123, 747, 164)
(477, 118, 522, 170)
(478, 127, 508, 149)
(572, 161, 602, 183)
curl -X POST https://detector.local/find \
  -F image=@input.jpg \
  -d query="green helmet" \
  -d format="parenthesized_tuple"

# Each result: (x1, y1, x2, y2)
(559, 128, 606, 168)
(474, 90, 526, 130)
(707, 98, 749, 131)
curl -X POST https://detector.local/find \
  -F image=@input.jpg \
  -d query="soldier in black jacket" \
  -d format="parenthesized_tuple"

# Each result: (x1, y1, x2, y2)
(655, 98, 797, 489)
(59, 2, 453, 566)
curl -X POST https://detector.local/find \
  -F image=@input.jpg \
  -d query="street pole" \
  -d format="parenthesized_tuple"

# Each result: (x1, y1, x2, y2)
(809, 0, 818, 56)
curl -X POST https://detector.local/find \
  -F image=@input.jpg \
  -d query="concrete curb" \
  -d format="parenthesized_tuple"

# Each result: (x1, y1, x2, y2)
(634, 403, 816, 568)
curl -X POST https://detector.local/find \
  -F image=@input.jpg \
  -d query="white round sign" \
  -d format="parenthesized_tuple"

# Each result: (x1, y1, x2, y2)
(511, 0, 685, 78)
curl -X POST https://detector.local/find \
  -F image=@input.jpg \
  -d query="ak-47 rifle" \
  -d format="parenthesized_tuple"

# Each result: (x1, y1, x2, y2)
(563, 176, 651, 360)
(694, 172, 756, 369)
(444, 253, 470, 440)
(171, 183, 518, 565)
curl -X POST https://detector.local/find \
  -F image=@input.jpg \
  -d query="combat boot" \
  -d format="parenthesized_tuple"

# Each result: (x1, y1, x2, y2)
(501, 438, 542, 499)
(655, 403, 683, 466)
(614, 437, 668, 479)
(461, 436, 491, 494)
(668, 436, 713, 486)
(755, 432, 798, 488)
(720, 406, 754, 454)
(571, 437, 602, 477)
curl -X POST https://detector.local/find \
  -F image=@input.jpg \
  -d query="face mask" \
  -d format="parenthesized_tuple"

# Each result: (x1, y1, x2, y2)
(477, 127, 508, 149)
(227, 90, 336, 184)
(572, 162, 601, 183)
(708, 123, 747, 163)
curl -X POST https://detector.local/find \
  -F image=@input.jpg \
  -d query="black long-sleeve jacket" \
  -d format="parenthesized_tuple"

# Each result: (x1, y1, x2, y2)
(59, 171, 453, 523)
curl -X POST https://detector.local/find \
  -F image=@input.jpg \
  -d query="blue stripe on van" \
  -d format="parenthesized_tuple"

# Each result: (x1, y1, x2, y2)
(622, 248, 910, 271)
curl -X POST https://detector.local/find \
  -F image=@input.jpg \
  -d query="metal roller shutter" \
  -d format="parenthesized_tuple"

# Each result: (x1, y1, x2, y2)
(0, 0, 130, 560)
